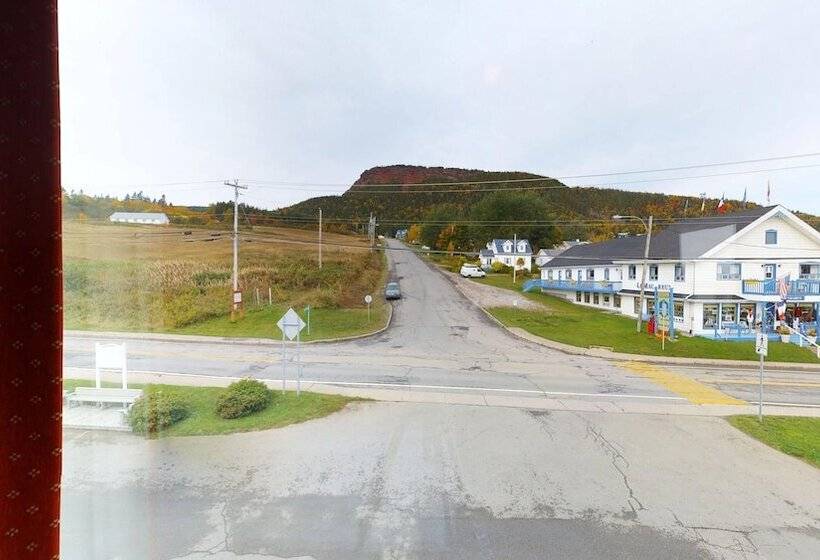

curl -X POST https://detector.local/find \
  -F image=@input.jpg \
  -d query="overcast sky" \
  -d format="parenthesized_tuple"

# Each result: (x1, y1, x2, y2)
(59, 1, 820, 213)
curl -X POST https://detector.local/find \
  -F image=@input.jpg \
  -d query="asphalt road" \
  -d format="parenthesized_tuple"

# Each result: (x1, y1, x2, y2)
(64, 239, 820, 408)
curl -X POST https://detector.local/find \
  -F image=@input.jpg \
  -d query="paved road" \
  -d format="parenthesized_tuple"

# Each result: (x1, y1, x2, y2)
(64, 239, 820, 408)
(62, 402, 820, 559)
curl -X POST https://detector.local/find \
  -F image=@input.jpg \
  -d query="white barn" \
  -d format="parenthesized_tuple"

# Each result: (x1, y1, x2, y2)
(109, 212, 170, 225)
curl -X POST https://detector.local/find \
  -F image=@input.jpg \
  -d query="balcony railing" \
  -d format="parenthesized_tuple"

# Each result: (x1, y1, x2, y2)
(532, 279, 623, 293)
(741, 278, 820, 299)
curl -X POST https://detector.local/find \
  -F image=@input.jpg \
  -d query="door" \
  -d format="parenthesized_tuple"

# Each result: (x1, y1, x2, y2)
(764, 263, 776, 280)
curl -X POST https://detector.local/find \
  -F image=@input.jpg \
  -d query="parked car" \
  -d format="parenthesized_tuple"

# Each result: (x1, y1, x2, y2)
(384, 281, 401, 300)
(460, 263, 486, 278)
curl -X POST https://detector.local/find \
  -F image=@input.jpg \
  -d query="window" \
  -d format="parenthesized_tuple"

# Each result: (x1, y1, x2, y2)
(674, 263, 685, 282)
(633, 297, 642, 315)
(587, 268, 595, 280)
(703, 304, 719, 328)
(604, 268, 610, 281)
(800, 264, 820, 279)
(505, 257, 511, 265)
(566, 269, 572, 280)
(765, 229, 777, 245)
(602, 294, 610, 305)
(721, 303, 737, 324)
(593, 293, 600, 305)
(575, 291, 582, 302)
(649, 265, 658, 280)
(740, 303, 756, 326)
(584, 292, 590, 303)
(547, 270, 553, 280)
(613, 294, 621, 308)
(674, 301, 684, 319)
(764, 264, 776, 280)
(628, 264, 637, 280)
(557, 270, 562, 280)
(717, 262, 741, 280)
(577, 269, 582, 281)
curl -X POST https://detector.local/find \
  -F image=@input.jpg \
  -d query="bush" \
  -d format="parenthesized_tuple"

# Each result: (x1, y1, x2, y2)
(128, 392, 189, 435)
(490, 261, 512, 274)
(216, 378, 272, 419)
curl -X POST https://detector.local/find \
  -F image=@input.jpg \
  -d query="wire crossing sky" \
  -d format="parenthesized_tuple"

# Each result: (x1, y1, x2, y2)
(59, 1, 820, 213)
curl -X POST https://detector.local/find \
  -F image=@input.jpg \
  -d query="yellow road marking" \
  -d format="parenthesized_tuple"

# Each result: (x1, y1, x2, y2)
(621, 361, 746, 405)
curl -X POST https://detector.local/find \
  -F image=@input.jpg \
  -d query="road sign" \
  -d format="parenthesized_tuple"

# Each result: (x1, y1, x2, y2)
(277, 308, 306, 341)
(755, 332, 768, 356)
(364, 294, 372, 304)
(233, 291, 242, 304)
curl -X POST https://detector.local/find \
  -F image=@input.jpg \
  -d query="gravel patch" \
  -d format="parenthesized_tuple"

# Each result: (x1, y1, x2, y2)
(445, 272, 545, 310)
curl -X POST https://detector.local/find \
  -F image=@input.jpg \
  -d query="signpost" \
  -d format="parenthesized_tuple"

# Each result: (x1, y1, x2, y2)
(755, 329, 768, 421)
(276, 308, 307, 396)
(303, 305, 311, 336)
(654, 287, 674, 350)
(365, 294, 373, 322)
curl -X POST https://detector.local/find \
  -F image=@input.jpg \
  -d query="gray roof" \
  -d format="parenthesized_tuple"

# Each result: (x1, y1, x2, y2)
(479, 249, 494, 257)
(546, 206, 774, 268)
(490, 238, 532, 255)
(109, 212, 169, 221)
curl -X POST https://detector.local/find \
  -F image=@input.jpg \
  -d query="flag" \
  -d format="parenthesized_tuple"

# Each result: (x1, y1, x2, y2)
(717, 193, 726, 214)
(742, 187, 747, 208)
(766, 180, 771, 204)
(778, 274, 790, 301)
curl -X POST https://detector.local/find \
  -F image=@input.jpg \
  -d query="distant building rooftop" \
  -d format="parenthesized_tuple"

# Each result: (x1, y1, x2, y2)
(109, 212, 170, 224)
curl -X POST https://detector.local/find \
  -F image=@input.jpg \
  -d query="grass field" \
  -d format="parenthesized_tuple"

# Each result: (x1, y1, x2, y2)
(64, 378, 360, 437)
(728, 416, 820, 468)
(63, 221, 388, 339)
(476, 274, 820, 363)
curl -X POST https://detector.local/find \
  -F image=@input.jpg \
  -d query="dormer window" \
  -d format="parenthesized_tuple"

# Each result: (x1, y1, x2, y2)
(517, 242, 526, 252)
(765, 229, 778, 245)
(503, 241, 512, 252)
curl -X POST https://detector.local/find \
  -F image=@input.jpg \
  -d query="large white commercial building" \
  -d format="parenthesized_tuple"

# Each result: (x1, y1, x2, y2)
(536, 206, 820, 338)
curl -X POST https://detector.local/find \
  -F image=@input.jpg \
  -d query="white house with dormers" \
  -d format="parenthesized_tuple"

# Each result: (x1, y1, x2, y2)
(536, 206, 820, 338)
(479, 238, 533, 271)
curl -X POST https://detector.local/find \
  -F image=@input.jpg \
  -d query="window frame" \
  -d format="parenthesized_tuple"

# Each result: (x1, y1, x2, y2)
(674, 262, 685, 282)
(649, 264, 659, 281)
(717, 262, 742, 280)
(628, 264, 637, 280)
(764, 229, 777, 245)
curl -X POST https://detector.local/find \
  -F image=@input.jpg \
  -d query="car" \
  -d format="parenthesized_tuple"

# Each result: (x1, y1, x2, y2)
(384, 281, 401, 300)
(460, 263, 486, 278)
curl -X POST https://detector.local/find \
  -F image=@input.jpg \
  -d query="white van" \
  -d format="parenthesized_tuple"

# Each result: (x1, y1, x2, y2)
(460, 263, 486, 278)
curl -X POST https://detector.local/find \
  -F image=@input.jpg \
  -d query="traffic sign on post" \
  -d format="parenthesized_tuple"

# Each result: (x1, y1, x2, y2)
(277, 308, 307, 396)
(277, 307, 306, 341)
(365, 294, 373, 322)
(755, 332, 768, 356)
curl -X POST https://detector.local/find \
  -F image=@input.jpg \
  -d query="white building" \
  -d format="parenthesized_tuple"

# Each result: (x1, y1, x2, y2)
(479, 238, 533, 271)
(534, 240, 588, 267)
(109, 212, 170, 225)
(537, 206, 820, 338)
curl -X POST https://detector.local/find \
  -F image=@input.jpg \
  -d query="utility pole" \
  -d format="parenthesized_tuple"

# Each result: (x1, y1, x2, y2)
(636, 216, 653, 333)
(318, 208, 323, 269)
(368, 213, 377, 252)
(513, 233, 517, 284)
(225, 179, 248, 320)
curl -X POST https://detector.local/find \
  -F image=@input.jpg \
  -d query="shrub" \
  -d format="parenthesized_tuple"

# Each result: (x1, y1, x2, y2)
(490, 261, 512, 274)
(128, 392, 189, 435)
(216, 378, 272, 419)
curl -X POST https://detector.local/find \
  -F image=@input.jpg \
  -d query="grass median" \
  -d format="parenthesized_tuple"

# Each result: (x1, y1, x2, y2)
(64, 379, 361, 437)
(728, 416, 820, 468)
(475, 274, 820, 364)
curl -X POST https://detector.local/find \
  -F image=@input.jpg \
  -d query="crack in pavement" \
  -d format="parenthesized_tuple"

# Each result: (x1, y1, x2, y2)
(670, 510, 761, 558)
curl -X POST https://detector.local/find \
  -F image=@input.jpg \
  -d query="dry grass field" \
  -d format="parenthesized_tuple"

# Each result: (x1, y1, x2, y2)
(63, 221, 388, 336)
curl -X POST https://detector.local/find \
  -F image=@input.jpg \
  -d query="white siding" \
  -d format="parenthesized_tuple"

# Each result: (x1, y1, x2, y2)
(707, 214, 820, 259)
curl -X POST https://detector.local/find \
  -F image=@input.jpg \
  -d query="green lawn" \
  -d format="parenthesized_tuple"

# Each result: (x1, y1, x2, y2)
(170, 303, 389, 341)
(475, 274, 820, 363)
(64, 378, 360, 437)
(728, 416, 820, 468)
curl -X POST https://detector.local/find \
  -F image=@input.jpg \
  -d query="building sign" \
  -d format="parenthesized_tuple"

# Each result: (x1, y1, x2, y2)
(654, 287, 675, 339)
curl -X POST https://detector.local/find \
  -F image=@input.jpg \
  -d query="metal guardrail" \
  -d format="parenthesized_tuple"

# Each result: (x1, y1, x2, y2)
(784, 324, 820, 358)
(535, 279, 623, 293)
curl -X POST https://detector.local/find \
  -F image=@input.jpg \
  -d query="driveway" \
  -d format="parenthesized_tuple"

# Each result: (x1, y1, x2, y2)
(62, 402, 820, 559)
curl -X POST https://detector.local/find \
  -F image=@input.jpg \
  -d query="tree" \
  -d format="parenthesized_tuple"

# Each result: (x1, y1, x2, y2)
(406, 224, 421, 244)
(467, 191, 561, 250)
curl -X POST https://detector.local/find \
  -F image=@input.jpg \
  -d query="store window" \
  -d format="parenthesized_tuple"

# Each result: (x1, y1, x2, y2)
(739, 303, 756, 327)
(721, 303, 737, 324)
(593, 293, 600, 305)
(633, 297, 642, 315)
(584, 292, 590, 303)
(575, 291, 582, 302)
(703, 304, 719, 328)
(674, 301, 684, 319)
(613, 294, 621, 308)
(602, 294, 610, 305)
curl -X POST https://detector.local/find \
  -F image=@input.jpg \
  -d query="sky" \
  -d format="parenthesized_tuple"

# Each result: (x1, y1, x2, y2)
(59, 0, 820, 213)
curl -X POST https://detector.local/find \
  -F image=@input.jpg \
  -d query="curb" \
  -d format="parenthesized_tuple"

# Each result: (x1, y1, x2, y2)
(436, 267, 820, 373)
(65, 303, 394, 347)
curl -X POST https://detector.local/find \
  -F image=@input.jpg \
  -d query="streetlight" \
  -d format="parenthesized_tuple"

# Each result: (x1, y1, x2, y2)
(613, 214, 654, 333)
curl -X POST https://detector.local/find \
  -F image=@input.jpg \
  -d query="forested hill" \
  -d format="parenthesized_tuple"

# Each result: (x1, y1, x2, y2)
(280, 164, 762, 241)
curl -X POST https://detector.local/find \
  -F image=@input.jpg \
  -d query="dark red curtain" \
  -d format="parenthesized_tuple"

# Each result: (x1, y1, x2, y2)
(0, 2, 63, 558)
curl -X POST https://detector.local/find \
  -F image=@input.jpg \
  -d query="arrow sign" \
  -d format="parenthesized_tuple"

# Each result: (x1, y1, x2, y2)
(277, 308, 306, 341)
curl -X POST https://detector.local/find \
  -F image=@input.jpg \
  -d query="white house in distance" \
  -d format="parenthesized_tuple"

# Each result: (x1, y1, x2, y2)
(536, 206, 820, 338)
(479, 238, 533, 271)
(534, 240, 588, 267)
(109, 212, 170, 225)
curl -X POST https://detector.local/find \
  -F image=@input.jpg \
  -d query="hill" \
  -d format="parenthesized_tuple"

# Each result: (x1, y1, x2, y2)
(279, 164, 771, 243)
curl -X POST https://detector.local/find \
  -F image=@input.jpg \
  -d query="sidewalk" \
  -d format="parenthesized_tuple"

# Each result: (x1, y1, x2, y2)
(64, 367, 820, 419)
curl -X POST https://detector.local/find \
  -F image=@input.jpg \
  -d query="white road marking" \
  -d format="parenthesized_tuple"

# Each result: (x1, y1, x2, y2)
(64, 366, 686, 401)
